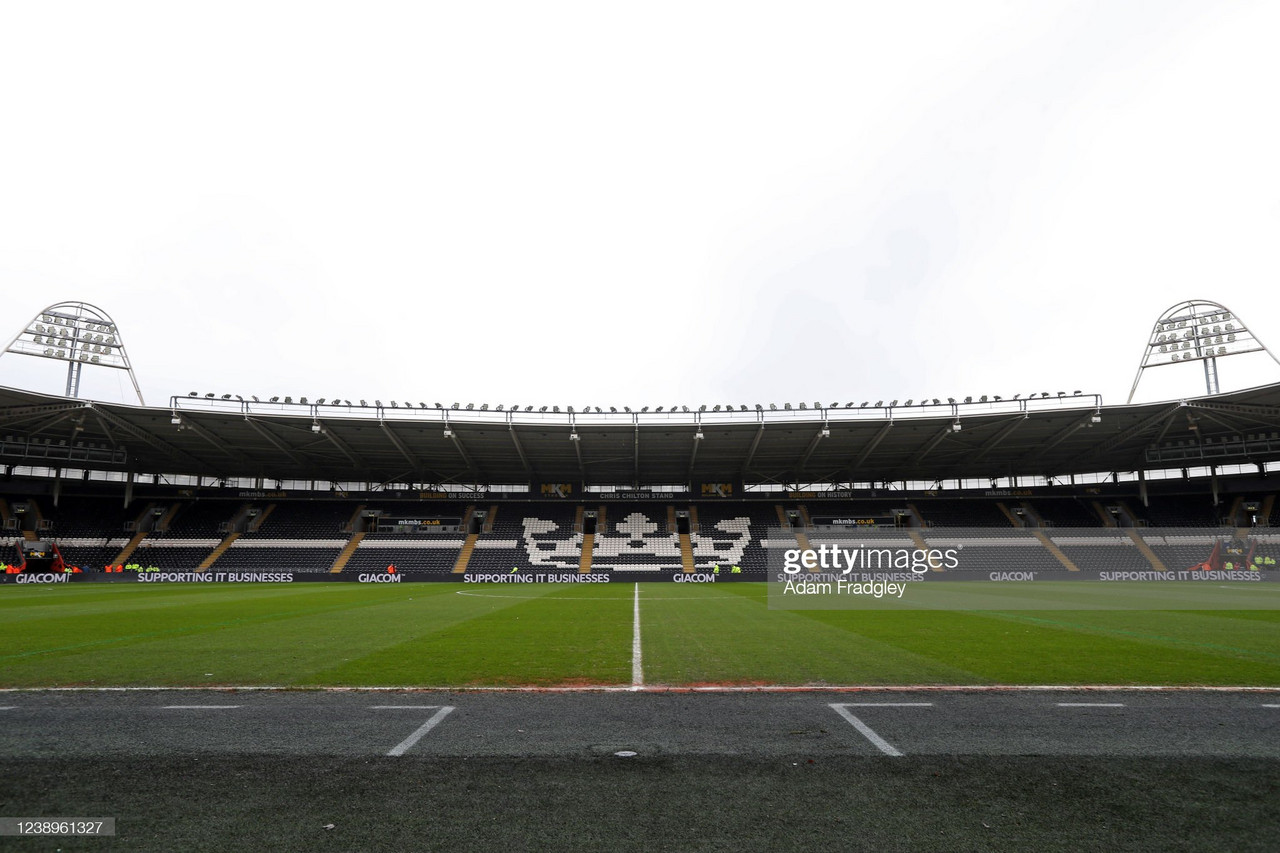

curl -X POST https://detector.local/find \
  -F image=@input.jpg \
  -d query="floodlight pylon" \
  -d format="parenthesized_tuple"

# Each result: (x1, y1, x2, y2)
(1127, 299, 1280, 403)
(1, 301, 145, 404)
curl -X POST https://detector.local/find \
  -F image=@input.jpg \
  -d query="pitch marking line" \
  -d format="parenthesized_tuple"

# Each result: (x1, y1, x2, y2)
(1057, 703, 1125, 707)
(163, 705, 242, 709)
(631, 583, 643, 691)
(0, 706, 15, 710)
(383, 705, 455, 757)
(829, 703, 931, 757)
(841, 702, 934, 707)
(1263, 704, 1280, 708)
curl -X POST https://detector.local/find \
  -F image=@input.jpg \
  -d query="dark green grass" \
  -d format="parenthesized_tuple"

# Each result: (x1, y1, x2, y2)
(1, 583, 1278, 687)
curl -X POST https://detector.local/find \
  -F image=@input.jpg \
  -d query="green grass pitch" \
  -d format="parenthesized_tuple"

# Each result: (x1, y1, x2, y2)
(1, 582, 1279, 687)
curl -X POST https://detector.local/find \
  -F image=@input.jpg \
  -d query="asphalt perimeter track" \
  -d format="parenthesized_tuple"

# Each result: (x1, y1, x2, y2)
(0, 688, 1277, 851)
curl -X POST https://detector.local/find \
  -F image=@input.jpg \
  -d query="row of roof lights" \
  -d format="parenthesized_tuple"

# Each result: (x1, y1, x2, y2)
(187, 392, 1090, 411)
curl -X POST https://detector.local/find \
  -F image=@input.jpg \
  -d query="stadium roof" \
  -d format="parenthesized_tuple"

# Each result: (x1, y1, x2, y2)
(2, 384, 1280, 488)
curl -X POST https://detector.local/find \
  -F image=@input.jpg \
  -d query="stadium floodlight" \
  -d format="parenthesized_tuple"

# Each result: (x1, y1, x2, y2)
(205, 392, 214, 398)
(311, 422, 322, 433)
(931, 399, 940, 405)
(1, 301, 145, 402)
(434, 403, 442, 409)
(443, 429, 453, 438)
(170, 415, 181, 425)
(251, 395, 260, 402)
(740, 405, 748, 411)
(566, 406, 574, 413)
(859, 402, 868, 408)
(769, 404, 777, 410)
(496, 404, 505, 411)
(845, 403, 854, 408)
(623, 406, 630, 413)
(993, 396, 1001, 402)
(979, 395, 987, 402)
(1013, 393, 1020, 400)
(464, 403, 473, 410)
(359, 399, 368, 406)
(656, 406, 664, 412)
(699, 405, 706, 412)
(1057, 392, 1065, 398)
(539, 406, 548, 412)
(712, 405, 720, 412)
(525, 406, 533, 412)
(569, 431, 580, 441)
(952, 420, 962, 432)
(963, 396, 971, 404)
(316, 398, 325, 405)
(947, 397, 955, 404)
(784, 403, 792, 410)
(479, 403, 488, 410)
(904, 399, 913, 406)
(610, 406, 617, 413)
(889, 400, 897, 407)
(1041, 392, 1049, 398)
(641, 406, 648, 412)
(821, 427, 830, 438)
(694, 430, 704, 440)
(221, 394, 231, 400)
(681, 406, 689, 413)
(595, 407, 603, 413)
(450, 403, 458, 409)
(188, 391, 197, 397)
(552, 406, 559, 413)
(1074, 390, 1082, 396)
(799, 403, 806, 410)
(1091, 411, 1102, 423)
(389, 401, 397, 408)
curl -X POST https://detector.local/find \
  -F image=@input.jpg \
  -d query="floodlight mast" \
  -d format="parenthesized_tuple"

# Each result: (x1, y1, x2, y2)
(0, 301, 145, 404)
(1126, 299, 1280, 403)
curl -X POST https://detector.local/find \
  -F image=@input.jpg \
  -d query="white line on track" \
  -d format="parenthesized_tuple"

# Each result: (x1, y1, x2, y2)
(1057, 703, 1125, 707)
(631, 583, 643, 691)
(841, 702, 934, 707)
(163, 705, 241, 709)
(371, 705, 443, 709)
(1263, 704, 1280, 708)
(0, 706, 15, 710)
(829, 703, 906, 757)
(386, 705, 454, 757)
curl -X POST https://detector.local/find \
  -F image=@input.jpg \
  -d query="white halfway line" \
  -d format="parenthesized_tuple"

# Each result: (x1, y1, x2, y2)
(1057, 703, 1125, 707)
(631, 582, 643, 691)
(371, 705, 443, 709)
(163, 705, 241, 709)
(829, 703, 905, 757)
(387, 706, 455, 757)
(1263, 704, 1280, 708)
(842, 703, 934, 707)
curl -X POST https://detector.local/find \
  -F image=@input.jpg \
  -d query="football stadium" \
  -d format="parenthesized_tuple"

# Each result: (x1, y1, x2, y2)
(1, 298, 1278, 850)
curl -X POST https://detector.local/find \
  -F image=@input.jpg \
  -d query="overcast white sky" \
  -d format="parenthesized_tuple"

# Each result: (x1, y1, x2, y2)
(1, 1, 1278, 411)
